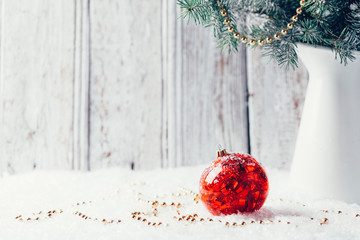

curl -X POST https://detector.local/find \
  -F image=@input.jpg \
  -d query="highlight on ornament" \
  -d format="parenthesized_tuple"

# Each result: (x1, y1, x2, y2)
(199, 148, 269, 215)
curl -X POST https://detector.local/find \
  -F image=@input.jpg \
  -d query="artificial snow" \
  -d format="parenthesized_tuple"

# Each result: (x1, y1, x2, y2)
(0, 166, 359, 240)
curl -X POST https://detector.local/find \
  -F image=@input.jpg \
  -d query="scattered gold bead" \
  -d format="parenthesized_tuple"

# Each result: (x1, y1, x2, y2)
(193, 214, 198, 218)
(200, 218, 205, 221)
(250, 220, 255, 224)
(152, 222, 157, 226)
(338, 211, 342, 214)
(320, 218, 329, 225)
(148, 222, 152, 225)
(281, 28, 288, 35)
(162, 202, 167, 207)
(225, 222, 230, 226)
(250, 39, 256, 45)
(287, 22, 294, 29)
(266, 37, 273, 43)
(191, 218, 196, 222)
(300, 0, 305, 6)
(234, 32, 240, 39)
(137, 217, 142, 221)
(158, 222, 162, 226)
(232, 222, 237, 226)
(258, 39, 265, 46)
(241, 221, 246, 226)
(177, 203, 181, 208)
(241, 36, 247, 43)
(221, 9, 227, 17)
(228, 26, 234, 33)
(259, 220, 264, 224)
(287, 222, 291, 224)
(296, 7, 302, 14)
(224, 17, 230, 25)
(292, 15, 299, 22)
(274, 33, 281, 40)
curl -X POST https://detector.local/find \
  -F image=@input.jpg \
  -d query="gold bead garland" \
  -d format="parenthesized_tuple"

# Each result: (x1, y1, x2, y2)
(216, 0, 307, 46)
(14, 183, 360, 228)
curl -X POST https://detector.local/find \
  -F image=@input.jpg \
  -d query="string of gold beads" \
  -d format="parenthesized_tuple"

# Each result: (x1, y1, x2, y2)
(216, 0, 307, 46)
(15, 209, 64, 222)
(14, 186, 360, 227)
(74, 211, 122, 225)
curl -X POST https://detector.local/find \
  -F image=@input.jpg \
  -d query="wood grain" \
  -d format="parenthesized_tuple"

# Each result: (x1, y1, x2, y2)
(162, 0, 249, 167)
(247, 48, 308, 169)
(89, 0, 163, 170)
(0, 0, 75, 174)
(73, 0, 91, 171)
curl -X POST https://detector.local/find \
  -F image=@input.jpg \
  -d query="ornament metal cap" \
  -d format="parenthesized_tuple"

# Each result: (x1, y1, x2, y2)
(217, 148, 227, 157)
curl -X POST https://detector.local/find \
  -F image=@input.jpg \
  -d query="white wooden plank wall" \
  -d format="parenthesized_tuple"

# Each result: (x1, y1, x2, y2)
(247, 49, 308, 169)
(0, 0, 308, 174)
(89, 0, 163, 170)
(0, 0, 75, 174)
(161, 0, 249, 169)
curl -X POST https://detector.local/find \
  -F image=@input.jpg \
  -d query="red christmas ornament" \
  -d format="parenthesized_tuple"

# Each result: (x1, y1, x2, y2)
(199, 149, 269, 215)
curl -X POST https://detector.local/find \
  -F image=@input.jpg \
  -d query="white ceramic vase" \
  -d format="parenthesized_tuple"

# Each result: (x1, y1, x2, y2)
(290, 44, 360, 203)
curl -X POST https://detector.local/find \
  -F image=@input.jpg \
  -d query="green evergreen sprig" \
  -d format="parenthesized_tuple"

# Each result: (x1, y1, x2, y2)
(177, 0, 360, 68)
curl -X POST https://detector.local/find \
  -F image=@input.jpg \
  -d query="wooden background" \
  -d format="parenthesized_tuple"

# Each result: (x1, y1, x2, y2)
(0, 0, 308, 175)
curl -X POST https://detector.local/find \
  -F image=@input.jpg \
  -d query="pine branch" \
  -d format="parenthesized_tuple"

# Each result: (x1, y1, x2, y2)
(177, 0, 213, 25)
(177, 0, 360, 68)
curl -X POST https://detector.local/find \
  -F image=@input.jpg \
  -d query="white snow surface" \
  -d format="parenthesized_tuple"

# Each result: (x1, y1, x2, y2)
(0, 166, 359, 240)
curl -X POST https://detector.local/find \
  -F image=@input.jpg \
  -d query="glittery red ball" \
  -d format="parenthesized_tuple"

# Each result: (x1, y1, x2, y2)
(199, 150, 269, 215)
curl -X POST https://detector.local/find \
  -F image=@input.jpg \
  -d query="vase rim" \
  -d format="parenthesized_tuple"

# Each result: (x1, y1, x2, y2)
(296, 43, 360, 56)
